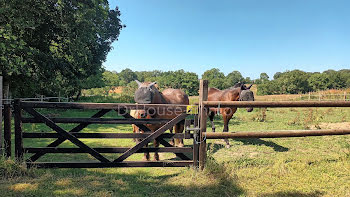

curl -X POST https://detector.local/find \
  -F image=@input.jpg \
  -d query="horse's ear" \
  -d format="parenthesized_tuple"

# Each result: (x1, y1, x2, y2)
(247, 84, 253, 89)
(149, 81, 157, 87)
(135, 80, 142, 87)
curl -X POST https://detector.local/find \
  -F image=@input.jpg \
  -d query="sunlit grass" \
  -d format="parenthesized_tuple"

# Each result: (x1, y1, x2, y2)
(1, 107, 350, 196)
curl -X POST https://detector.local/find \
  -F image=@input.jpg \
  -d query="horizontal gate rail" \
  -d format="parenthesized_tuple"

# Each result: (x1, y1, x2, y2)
(113, 113, 189, 162)
(23, 107, 111, 163)
(205, 129, 350, 139)
(14, 99, 196, 168)
(23, 133, 191, 139)
(26, 109, 111, 162)
(203, 101, 350, 108)
(21, 118, 171, 124)
(27, 161, 193, 168)
(24, 147, 193, 153)
(21, 101, 188, 111)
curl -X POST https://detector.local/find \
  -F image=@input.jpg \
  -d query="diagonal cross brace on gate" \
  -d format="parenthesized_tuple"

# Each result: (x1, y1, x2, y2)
(24, 107, 111, 163)
(113, 113, 188, 162)
(115, 109, 191, 160)
(27, 109, 111, 162)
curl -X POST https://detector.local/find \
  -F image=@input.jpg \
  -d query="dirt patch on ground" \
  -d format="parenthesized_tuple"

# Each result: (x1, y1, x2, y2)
(311, 122, 350, 130)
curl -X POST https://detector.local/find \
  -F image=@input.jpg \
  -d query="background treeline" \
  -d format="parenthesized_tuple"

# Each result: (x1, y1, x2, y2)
(88, 68, 250, 97)
(92, 69, 199, 96)
(91, 68, 350, 98)
(257, 69, 350, 95)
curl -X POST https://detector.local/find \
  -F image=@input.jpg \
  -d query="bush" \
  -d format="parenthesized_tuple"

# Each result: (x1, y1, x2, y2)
(0, 156, 32, 179)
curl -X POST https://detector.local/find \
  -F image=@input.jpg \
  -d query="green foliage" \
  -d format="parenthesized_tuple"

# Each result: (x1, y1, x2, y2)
(90, 69, 200, 96)
(258, 69, 350, 95)
(0, 0, 123, 97)
(308, 73, 330, 91)
(102, 71, 120, 86)
(225, 71, 244, 87)
(157, 70, 199, 96)
(119, 69, 137, 86)
(201, 68, 226, 89)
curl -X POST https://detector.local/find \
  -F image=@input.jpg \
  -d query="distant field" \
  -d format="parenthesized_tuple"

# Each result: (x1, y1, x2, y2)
(190, 88, 350, 103)
(1, 104, 350, 196)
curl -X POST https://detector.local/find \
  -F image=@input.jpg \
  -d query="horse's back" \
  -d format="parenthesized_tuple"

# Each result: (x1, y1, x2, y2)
(208, 88, 225, 101)
(162, 88, 189, 105)
(208, 87, 240, 101)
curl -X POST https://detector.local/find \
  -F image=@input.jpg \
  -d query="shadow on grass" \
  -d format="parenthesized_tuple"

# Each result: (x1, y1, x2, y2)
(260, 191, 324, 197)
(207, 138, 288, 154)
(206, 143, 225, 154)
(2, 166, 245, 197)
(234, 138, 289, 152)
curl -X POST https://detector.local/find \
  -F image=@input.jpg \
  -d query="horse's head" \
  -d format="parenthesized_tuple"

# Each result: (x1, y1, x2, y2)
(239, 84, 254, 112)
(134, 80, 158, 104)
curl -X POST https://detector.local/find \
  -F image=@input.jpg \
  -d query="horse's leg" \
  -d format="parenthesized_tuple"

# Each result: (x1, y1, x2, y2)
(174, 120, 185, 147)
(138, 125, 150, 161)
(143, 143, 150, 161)
(222, 108, 236, 148)
(153, 139, 160, 161)
(169, 127, 175, 146)
(209, 111, 216, 132)
(132, 124, 138, 142)
(142, 130, 150, 161)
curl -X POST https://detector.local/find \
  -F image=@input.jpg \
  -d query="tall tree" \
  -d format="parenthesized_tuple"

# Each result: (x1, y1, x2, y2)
(0, 0, 123, 97)
(119, 69, 137, 86)
(260, 73, 270, 82)
(225, 71, 244, 88)
(201, 68, 226, 89)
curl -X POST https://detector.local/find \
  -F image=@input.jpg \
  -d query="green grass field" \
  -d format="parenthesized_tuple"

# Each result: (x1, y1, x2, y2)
(1, 107, 350, 196)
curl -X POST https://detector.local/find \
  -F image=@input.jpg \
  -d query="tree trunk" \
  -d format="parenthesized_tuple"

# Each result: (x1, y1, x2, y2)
(72, 89, 81, 101)
(3, 78, 10, 104)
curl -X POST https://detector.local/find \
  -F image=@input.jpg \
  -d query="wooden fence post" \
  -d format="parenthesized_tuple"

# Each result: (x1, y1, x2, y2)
(14, 99, 23, 161)
(192, 114, 199, 168)
(344, 92, 347, 101)
(4, 104, 11, 158)
(199, 80, 208, 170)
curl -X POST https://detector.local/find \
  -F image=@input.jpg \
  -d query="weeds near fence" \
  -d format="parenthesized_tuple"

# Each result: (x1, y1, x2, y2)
(251, 108, 267, 122)
(0, 156, 34, 179)
(288, 112, 301, 126)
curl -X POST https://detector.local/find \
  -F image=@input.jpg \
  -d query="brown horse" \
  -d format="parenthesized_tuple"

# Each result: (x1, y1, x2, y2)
(208, 83, 254, 148)
(130, 109, 142, 142)
(134, 80, 189, 161)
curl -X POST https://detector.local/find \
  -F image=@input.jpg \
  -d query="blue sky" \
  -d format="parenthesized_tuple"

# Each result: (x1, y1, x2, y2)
(105, 0, 350, 79)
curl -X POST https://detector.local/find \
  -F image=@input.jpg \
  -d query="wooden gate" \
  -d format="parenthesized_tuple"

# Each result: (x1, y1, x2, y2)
(14, 100, 199, 168)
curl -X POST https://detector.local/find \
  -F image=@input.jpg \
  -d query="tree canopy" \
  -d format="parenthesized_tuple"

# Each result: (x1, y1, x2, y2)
(0, 0, 123, 97)
(257, 69, 350, 95)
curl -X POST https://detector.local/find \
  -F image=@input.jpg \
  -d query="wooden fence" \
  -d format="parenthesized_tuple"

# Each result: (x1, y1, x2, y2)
(10, 100, 199, 168)
(198, 80, 350, 169)
(3, 80, 350, 170)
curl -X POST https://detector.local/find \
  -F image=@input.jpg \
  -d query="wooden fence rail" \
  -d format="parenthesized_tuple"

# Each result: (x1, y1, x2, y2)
(13, 100, 196, 168)
(203, 101, 350, 108)
(205, 129, 350, 139)
(198, 79, 350, 169)
(6, 80, 350, 170)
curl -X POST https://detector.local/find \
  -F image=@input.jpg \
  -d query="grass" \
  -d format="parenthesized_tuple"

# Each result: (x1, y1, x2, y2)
(1, 106, 350, 196)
